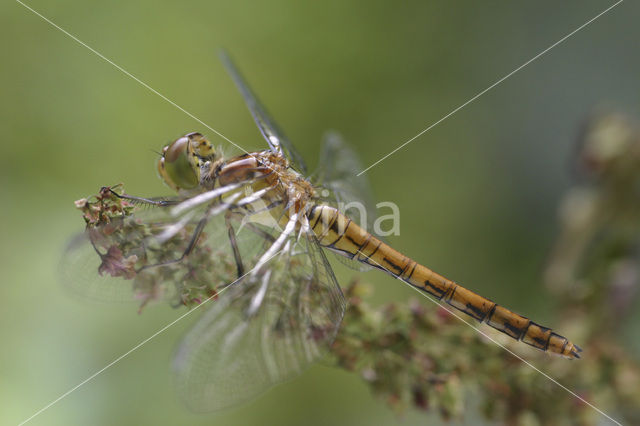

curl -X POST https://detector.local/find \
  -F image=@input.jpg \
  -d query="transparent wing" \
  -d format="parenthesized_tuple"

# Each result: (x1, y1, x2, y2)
(316, 131, 377, 229)
(316, 131, 379, 271)
(172, 229, 346, 412)
(219, 50, 308, 174)
(60, 183, 264, 308)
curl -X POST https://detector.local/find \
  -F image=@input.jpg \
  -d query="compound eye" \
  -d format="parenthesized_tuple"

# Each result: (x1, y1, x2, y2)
(165, 136, 190, 162)
(157, 136, 199, 191)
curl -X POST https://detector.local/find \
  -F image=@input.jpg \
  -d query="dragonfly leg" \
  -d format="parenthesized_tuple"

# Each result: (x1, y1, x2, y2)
(137, 215, 208, 273)
(242, 221, 276, 243)
(225, 212, 245, 278)
(226, 210, 277, 243)
(252, 213, 298, 275)
(109, 188, 179, 207)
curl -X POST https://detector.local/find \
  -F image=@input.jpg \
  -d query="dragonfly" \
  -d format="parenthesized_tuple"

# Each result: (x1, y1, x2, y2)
(62, 52, 581, 412)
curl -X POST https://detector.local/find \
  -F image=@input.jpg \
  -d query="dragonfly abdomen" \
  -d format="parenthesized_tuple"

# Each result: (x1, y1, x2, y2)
(308, 204, 581, 359)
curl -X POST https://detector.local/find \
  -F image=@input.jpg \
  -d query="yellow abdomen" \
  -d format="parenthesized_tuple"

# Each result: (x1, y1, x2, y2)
(307, 204, 581, 359)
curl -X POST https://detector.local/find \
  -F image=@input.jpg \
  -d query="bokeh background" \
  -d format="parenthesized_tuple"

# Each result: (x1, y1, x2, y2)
(1, 1, 638, 425)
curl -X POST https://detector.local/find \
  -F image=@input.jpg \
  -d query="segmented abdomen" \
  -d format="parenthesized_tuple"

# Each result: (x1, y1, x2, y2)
(307, 204, 581, 359)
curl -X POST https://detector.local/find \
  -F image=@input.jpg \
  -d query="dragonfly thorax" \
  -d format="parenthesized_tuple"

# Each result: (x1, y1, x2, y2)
(221, 150, 316, 206)
(206, 148, 318, 235)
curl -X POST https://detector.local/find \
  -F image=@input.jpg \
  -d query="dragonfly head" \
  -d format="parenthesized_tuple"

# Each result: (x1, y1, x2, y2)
(157, 132, 217, 192)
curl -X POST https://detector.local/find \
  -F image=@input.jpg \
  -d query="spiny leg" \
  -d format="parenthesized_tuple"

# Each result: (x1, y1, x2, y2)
(225, 211, 245, 278)
(137, 215, 208, 272)
(134, 188, 275, 273)
(125, 185, 280, 274)
(252, 213, 299, 275)
(117, 190, 234, 272)
(226, 210, 277, 243)
(109, 189, 179, 207)
(134, 192, 246, 273)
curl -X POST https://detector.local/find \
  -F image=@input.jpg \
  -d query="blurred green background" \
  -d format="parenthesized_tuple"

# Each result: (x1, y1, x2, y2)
(1, 1, 638, 425)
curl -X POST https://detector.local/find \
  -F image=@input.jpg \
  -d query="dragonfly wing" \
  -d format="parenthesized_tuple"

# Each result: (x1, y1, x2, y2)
(219, 50, 308, 174)
(172, 229, 346, 411)
(317, 131, 378, 271)
(61, 201, 186, 304)
(317, 131, 377, 229)
(60, 183, 259, 306)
